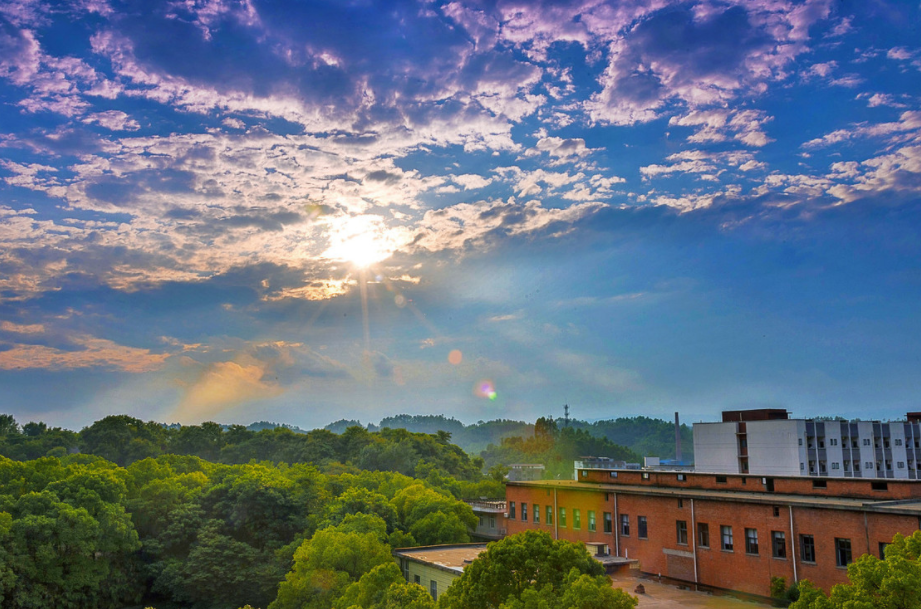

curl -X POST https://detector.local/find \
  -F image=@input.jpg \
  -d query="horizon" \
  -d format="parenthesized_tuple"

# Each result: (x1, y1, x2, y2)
(1, 0, 920, 431)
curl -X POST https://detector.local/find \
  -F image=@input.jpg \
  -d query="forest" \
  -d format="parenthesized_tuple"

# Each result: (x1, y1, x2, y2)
(0, 414, 507, 609)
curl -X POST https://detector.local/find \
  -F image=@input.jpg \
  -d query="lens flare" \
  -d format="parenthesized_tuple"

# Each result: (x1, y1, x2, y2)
(448, 349, 463, 365)
(474, 379, 497, 400)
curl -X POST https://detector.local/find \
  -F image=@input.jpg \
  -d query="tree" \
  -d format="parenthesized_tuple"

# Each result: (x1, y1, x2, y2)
(270, 527, 393, 609)
(437, 530, 626, 609)
(790, 531, 921, 609)
(391, 484, 476, 545)
(0, 415, 18, 436)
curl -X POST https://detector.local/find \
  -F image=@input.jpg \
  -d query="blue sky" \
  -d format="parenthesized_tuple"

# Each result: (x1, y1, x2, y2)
(0, 0, 920, 431)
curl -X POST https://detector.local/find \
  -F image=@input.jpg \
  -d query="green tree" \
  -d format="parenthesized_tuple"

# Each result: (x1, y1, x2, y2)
(270, 527, 393, 609)
(437, 530, 615, 609)
(790, 531, 921, 609)
(391, 484, 476, 545)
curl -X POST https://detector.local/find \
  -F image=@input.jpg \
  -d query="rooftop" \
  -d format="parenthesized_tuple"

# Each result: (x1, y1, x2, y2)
(393, 544, 488, 574)
(508, 479, 921, 516)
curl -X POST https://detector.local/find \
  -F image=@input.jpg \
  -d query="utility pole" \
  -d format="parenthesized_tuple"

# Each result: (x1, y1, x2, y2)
(563, 404, 570, 428)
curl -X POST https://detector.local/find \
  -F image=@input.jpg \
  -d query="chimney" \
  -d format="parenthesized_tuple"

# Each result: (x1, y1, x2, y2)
(674, 412, 682, 463)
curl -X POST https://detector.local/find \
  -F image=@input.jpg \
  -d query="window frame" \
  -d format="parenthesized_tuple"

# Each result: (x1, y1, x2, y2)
(676, 520, 688, 545)
(835, 538, 852, 567)
(697, 522, 710, 548)
(771, 531, 786, 559)
(800, 534, 816, 563)
(721, 525, 734, 551)
(620, 514, 630, 536)
(638, 515, 648, 539)
(745, 528, 759, 555)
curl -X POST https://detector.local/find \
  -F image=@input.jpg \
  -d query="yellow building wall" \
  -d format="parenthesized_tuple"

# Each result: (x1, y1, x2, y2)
(400, 560, 460, 601)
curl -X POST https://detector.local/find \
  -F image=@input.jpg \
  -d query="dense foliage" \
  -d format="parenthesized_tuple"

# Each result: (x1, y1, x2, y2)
(438, 530, 636, 609)
(790, 531, 921, 609)
(0, 414, 499, 609)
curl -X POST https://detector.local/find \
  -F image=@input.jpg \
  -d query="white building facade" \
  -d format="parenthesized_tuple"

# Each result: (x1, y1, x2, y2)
(693, 410, 921, 479)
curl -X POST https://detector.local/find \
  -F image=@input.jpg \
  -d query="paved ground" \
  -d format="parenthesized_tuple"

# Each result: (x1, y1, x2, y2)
(611, 573, 778, 609)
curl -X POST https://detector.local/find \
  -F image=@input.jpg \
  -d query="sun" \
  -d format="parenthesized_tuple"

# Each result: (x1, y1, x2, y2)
(323, 215, 396, 268)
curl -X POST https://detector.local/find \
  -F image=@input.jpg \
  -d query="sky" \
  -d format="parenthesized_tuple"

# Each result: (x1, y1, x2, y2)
(0, 0, 920, 432)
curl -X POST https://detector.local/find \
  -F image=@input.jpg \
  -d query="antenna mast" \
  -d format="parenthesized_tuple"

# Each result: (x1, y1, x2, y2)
(563, 404, 570, 428)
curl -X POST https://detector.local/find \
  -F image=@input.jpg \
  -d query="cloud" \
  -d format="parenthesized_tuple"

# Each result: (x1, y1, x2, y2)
(587, 2, 831, 125)
(802, 111, 921, 149)
(0, 335, 170, 372)
(0, 321, 45, 334)
(82, 110, 141, 131)
(412, 197, 607, 253)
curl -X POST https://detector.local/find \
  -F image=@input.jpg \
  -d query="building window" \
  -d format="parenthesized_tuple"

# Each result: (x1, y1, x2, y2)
(898, 461, 905, 469)
(580, 470, 587, 477)
(489, 515, 496, 529)
(573, 509, 581, 530)
(721, 526, 733, 551)
(546, 506, 553, 525)
(773, 506, 780, 517)
(800, 463, 805, 471)
(533, 504, 540, 524)
(831, 462, 839, 470)
(559, 507, 566, 528)
(836, 538, 852, 567)
(642, 472, 650, 480)
(676, 520, 688, 545)
(620, 514, 630, 536)
(509, 502, 516, 519)
(698, 523, 710, 548)
(430, 580, 437, 600)
(638, 516, 648, 539)
(799, 438, 803, 446)
(801, 535, 816, 563)
(745, 528, 759, 555)
(830, 438, 838, 446)
(610, 472, 618, 478)
(677, 473, 687, 481)
(479, 516, 485, 527)
(521, 503, 528, 522)
(677, 499, 684, 508)
(772, 531, 786, 558)
(863, 438, 871, 446)
(716, 476, 727, 484)
(879, 542, 889, 559)
(603, 512, 612, 533)
(896, 438, 903, 446)
(813, 480, 827, 489)
(414, 574, 420, 584)
(588, 511, 596, 532)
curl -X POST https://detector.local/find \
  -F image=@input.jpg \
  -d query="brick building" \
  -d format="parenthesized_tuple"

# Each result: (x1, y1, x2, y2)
(505, 467, 921, 598)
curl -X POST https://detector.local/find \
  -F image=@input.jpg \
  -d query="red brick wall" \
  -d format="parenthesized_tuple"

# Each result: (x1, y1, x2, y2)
(506, 482, 921, 598)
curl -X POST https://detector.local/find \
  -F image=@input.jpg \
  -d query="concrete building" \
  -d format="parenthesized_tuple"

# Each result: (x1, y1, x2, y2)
(694, 409, 921, 479)
(466, 500, 507, 540)
(392, 544, 487, 601)
(505, 465, 921, 598)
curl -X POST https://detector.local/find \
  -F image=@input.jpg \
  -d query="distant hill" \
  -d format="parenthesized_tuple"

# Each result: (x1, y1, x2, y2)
(323, 414, 693, 462)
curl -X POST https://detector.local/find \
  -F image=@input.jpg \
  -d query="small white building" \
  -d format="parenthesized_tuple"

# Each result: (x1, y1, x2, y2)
(693, 409, 921, 479)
